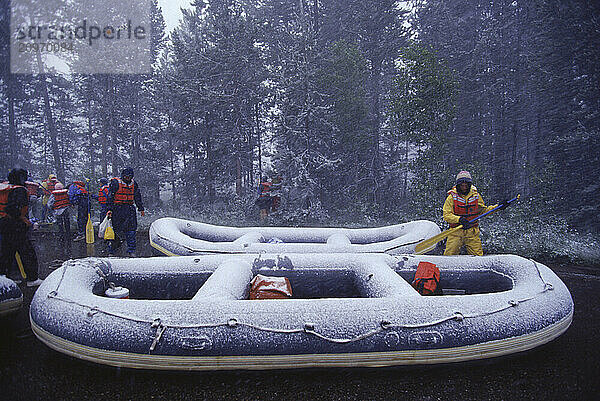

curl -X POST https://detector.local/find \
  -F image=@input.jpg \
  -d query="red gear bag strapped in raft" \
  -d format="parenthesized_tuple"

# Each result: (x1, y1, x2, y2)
(250, 274, 293, 299)
(412, 261, 441, 295)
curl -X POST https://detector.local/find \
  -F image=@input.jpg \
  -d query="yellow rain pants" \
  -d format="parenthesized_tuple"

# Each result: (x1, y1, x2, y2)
(443, 226, 483, 256)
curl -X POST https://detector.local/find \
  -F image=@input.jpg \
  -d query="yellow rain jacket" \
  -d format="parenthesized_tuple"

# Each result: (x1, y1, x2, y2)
(443, 185, 497, 256)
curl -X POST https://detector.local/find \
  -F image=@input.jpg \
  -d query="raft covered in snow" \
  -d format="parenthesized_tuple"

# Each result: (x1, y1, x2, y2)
(30, 253, 573, 370)
(149, 218, 441, 255)
(0, 276, 23, 316)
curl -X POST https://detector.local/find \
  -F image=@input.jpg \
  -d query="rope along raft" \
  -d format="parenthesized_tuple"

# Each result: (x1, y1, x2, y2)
(30, 254, 573, 370)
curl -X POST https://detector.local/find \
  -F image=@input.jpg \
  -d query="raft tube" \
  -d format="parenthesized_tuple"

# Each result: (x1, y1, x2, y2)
(0, 276, 23, 316)
(30, 254, 573, 370)
(149, 218, 441, 256)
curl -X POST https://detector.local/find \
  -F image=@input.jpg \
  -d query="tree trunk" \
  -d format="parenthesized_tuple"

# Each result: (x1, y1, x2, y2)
(35, 52, 64, 180)
(205, 120, 215, 203)
(7, 78, 18, 167)
(255, 102, 262, 180)
(87, 97, 95, 177)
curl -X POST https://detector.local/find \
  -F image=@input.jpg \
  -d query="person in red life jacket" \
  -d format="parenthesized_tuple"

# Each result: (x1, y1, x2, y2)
(443, 171, 499, 256)
(255, 176, 272, 221)
(41, 174, 61, 223)
(0, 168, 43, 287)
(24, 180, 42, 224)
(96, 178, 110, 219)
(106, 167, 144, 257)
(68, 179, 90, 242)
(47, 182, 71, 245)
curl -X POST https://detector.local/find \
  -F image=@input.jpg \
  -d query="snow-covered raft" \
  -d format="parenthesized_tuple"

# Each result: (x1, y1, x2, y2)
(149, 218, 441, 255)
(0, 276, 23, 316)
(30, 254, 573, 370)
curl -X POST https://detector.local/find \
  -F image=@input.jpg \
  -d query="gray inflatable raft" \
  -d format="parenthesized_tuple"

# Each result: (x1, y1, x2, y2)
(149, 218, 441, 255)
(30, 253, 573, 370)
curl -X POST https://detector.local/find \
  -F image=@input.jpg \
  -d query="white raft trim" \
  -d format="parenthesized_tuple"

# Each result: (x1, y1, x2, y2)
(31, 311, 572, 370)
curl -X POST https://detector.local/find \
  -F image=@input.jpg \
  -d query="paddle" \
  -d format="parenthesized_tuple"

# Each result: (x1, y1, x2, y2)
(412, 194, 521, 255)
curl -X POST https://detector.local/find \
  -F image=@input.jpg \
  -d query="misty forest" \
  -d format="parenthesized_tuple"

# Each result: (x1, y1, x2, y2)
(1, 0, 599, 263)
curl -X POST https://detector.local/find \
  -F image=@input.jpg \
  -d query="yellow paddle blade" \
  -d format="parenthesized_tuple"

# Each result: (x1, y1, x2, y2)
(104, 224, 115, 240)
(86, 213, 95, 244)
(414, 226, 462, 254)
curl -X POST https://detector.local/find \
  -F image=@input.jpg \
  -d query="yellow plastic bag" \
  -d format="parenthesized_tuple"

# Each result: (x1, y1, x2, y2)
(104, 219, 115, 240)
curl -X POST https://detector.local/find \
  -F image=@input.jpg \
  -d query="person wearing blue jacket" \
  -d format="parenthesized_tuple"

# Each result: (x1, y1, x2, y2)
(68, 180, 90, 242)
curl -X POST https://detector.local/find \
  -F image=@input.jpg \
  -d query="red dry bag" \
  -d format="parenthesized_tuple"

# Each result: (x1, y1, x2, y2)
(412, 261, 441, 295)
(249, 274, 293, 300)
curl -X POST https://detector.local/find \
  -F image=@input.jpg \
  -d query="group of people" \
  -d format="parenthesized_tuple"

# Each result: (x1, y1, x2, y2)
(0, 167, 145, 284)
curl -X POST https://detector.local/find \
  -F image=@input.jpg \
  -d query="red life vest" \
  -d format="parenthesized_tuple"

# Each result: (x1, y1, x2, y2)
(72, 181, 88, 195)
(43, 178, 58, 193)
(259, 182, 271, 198)
(98, 185, 109, 204)
(448, 187, 481, 227)
(113, 178, 135, 205)
(52, 189, 70, 210)
(0, 183, 24, 218)
(25, 181, 40, 197)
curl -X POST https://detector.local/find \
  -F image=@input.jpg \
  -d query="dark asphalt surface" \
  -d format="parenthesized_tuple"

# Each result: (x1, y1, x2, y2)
(1, 232, 598, 400)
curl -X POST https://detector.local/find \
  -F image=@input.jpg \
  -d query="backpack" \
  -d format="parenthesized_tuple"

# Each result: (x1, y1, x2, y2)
(412, 261, 441, 295)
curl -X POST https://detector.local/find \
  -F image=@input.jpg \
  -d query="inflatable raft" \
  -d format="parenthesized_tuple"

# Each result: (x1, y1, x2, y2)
(149, 218, 441, 256)
(30, 254, 573, 370)
(0, 276, 23, 316)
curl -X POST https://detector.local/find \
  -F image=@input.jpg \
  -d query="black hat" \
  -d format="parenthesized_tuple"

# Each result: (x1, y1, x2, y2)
(121, 167, 134, 178)
(8, 168, 27, 186)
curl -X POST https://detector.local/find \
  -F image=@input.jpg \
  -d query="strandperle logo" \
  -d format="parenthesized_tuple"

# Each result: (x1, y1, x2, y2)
(16, 20, 147, 46)
(10, 0, 152, 74)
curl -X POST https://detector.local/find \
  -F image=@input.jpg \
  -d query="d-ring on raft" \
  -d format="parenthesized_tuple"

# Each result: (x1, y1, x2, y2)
(30, 253, 573, 370)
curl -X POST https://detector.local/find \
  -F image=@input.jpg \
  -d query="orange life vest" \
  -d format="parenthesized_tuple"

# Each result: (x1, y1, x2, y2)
(448, 188, 481, 227)
(25, 181, 40, 197)
(72, 181, 88, 195)
(258, 182, 271, 198)
(43, 178, 58, 193)
(113, 178, 135, 205)
(0, 183, 24, 218)
(52, 189, 70, 210)
(98, 185, 109, 204)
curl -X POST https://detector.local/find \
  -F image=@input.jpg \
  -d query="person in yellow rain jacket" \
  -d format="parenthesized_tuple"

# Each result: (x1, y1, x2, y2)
(443, 171, 498, 256)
